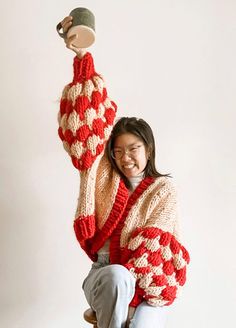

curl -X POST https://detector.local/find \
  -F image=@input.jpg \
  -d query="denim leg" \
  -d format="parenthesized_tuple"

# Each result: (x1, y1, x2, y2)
(129, 302, 170, 328)
(83, 264, 136, 328)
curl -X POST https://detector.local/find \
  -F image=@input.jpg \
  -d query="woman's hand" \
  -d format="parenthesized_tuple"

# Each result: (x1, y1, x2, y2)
(60, 16, 87, 59)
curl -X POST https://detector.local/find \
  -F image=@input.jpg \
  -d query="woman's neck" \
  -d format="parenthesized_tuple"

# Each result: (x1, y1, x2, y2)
(128, 172, 145, 191)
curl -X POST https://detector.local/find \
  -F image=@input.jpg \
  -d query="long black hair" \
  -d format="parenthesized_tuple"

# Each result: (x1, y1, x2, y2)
(106, 117, 171, 188)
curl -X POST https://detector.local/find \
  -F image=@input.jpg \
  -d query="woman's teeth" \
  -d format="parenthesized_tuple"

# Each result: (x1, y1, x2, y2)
(123, 164, 135, 169)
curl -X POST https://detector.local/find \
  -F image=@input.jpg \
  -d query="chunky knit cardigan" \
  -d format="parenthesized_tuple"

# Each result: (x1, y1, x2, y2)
(58, 52, 190, 307)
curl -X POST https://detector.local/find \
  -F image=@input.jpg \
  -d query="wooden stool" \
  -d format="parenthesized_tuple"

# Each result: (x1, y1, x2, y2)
(84, 308, 97, 327)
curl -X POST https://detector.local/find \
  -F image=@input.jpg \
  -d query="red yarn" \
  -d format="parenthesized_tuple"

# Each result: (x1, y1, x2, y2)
(71, 156, 79, 170)
(92, 118, 105, 138)
(152, 274, 168, 286)
(159, 231, 172, 246)
(91, 91, 102, 110)
(74, 214, 96, 241)
(60, 99, 73, 116)
(95, 143, 104, 155)
(161, 286, 177, 301)
(73, 52, 96, 83)
(128, 227, 143, 239)
(130, 286, 145, 307)
(181, 245, 191, 263)
(170, 238, 181, 254)
(75, 96, 90, 120)
(60, 99, 67, 116)
(104, 108, 116, 125)
(148, 249, 163, 266)
(120, 247, 133, 264)
(80, 150, 94, 170)
(175, 267, 187, 286)
(131, 266, 151, 275)
(142, 227, 162, 239)
(163, 260, 175, 276)
(58, 127, 65, 141)
(102, 88, 107, 101)
(130, 241, 147, 258)
(76, 125, 91, 142)
(110, 100, 118, 112)
(64, 129, 74, 146)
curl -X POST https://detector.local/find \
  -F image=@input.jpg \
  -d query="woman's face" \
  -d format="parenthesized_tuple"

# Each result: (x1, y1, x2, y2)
(112, 133, 149, 178)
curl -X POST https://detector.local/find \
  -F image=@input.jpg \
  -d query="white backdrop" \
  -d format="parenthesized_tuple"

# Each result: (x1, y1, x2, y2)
(1, 0, 236, 327)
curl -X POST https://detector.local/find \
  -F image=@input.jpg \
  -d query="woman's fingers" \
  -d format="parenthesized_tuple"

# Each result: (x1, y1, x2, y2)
(65, 35, 87, 58)
(61, 16, 73, 33)
(65, 35, 81, 54)
(60, 17, 87, 58)
(61, 16, 73, 25)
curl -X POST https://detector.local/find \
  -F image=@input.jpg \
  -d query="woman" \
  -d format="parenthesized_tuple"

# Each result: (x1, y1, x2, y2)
(58, 16, 190, 328)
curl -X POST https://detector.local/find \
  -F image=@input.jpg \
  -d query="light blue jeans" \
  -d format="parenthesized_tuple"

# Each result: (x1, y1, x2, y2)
(82, 254, 170, 328)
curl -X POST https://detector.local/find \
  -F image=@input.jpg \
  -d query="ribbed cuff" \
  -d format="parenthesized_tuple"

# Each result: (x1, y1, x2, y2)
(73, 52, 95, 83)
(73, 215, 95, 241)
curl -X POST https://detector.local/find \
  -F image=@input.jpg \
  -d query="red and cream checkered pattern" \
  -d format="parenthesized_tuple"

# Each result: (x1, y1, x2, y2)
(122, 227, 190, 306)
(58, 52, 117, 171)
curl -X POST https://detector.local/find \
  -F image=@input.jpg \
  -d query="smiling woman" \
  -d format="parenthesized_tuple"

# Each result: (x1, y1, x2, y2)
(57, 14, 190, 328)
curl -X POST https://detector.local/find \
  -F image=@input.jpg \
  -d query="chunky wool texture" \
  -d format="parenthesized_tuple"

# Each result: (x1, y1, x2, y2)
(58, 53, 190, 307)
(58, 52, 117, 171)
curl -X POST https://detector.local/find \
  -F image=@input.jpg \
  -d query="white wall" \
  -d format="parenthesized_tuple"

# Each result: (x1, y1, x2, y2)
(1, 0, 235, 327)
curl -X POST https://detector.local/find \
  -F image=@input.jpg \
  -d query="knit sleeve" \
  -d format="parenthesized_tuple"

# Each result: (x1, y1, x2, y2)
(121, 183, 190, 307)
(57, 52, 117, 171)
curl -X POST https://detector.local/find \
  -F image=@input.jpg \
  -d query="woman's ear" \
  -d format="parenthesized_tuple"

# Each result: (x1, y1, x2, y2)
(146, 146, 151, 160)
(146, 150, 151, 160)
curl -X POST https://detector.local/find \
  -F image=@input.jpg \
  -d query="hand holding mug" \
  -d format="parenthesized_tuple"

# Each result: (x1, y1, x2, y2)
(59, 16, 86, 58)
(57, 8, 95, 58)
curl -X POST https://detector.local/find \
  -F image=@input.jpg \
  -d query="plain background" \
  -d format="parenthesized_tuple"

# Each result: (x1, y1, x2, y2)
(1, 0, 236, 327)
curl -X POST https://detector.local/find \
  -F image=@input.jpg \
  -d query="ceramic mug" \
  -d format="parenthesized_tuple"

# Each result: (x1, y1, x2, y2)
(56, 7, 95, 48)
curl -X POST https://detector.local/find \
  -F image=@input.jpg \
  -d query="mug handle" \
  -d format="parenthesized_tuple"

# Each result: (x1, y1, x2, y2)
(56, 22, 66, 38)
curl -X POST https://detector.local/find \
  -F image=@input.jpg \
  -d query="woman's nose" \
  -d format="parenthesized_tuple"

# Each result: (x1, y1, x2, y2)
(121, 150, 132, 160)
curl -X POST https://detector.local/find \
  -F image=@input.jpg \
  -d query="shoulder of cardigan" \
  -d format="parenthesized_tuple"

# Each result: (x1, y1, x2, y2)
(143, 176, 177, 196)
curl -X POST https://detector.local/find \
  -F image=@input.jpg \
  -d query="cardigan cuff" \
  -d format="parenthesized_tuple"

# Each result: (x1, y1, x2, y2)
(73, 215, 96, 241)
(73, 52, 95, 83)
